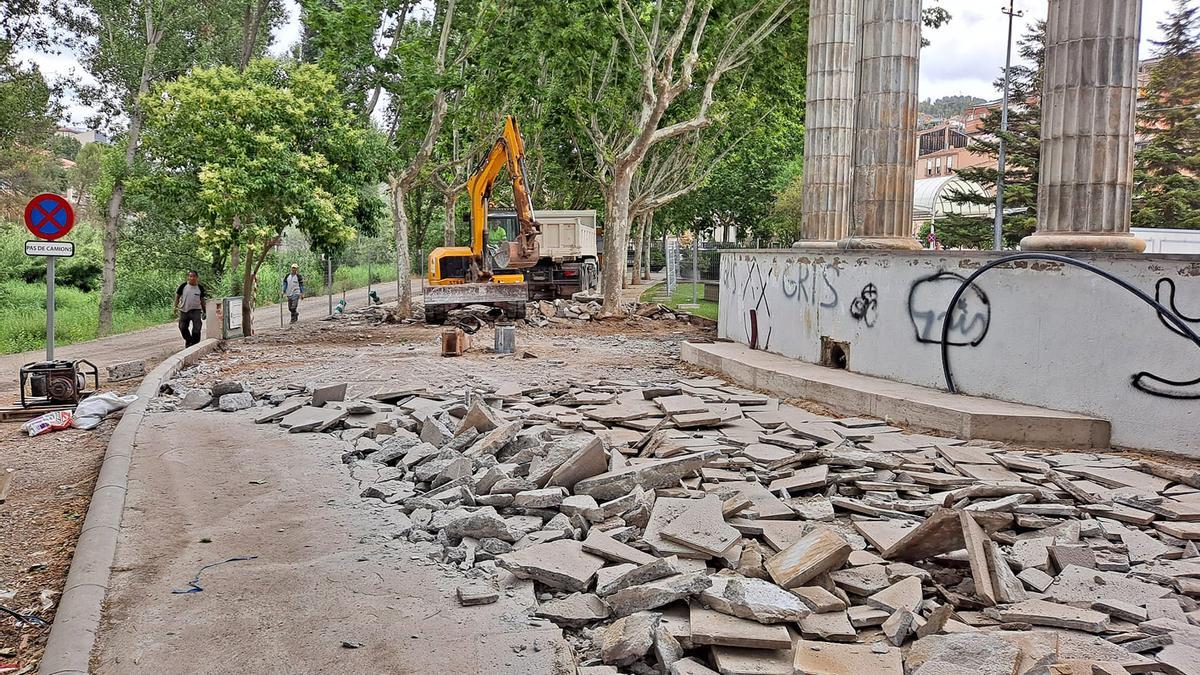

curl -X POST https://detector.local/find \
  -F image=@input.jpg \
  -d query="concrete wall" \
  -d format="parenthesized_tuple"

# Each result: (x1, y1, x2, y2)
(717, 249, 1200, 455)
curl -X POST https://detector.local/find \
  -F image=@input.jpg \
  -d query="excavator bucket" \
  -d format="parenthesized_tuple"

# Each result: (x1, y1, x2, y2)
(499, 240, 540, 269)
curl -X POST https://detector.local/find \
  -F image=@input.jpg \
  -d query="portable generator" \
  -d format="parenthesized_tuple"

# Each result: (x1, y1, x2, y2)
(19, 359, 99, 408)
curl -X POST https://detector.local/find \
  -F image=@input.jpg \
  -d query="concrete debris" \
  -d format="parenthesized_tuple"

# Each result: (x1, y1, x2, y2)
(218, 391, 254, 412)
(214, 371, 1200, 675)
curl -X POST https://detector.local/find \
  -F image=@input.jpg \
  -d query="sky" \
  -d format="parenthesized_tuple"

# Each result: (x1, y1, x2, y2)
(920, 0, 1178, 102)
(27, 0, 1185, 128)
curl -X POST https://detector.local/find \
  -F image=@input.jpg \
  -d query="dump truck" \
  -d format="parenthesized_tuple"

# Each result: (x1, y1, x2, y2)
(424, 116, 541, 325)
(489, 209, 599, 300)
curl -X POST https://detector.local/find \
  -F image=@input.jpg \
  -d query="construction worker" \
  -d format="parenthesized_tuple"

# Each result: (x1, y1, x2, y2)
(282, 263, 305, 324)
(174, 270, 207, 348)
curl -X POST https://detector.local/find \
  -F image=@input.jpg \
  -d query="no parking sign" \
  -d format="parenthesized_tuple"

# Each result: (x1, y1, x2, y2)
(22, 193, 76, 360)
(24, 193, 75, 241)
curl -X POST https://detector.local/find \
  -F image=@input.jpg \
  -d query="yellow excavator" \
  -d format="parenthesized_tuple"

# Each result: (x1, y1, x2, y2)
(424, 116, 541, 324)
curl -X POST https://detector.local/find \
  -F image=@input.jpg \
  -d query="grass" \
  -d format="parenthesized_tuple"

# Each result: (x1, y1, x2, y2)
(640, 281, 719, 321)
(0, 280, 174, 354)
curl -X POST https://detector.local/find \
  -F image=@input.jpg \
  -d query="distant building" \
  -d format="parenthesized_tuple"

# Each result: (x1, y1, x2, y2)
(55, 126, 110, 146)
(914, 122, 995, 179)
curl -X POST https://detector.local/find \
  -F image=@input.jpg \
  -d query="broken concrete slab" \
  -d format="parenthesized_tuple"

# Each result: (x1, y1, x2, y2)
(595, 611, 659, 666)
(605, 572, 711, 618)
(960, 510, 998, 606)
(495, 539, 605, 592)
(791, 585, 846, 613)
(279, 406, 348, 433)
(689, 605, 792, 650)
(574, 451, 721, 502)
(798, 608, 857, 642)
(670, 657, 720, 675)
(866, 576, 923, 614)
(595, 556, 681, 597)
(710, 646, 794, 675)
(545, 435, 608, 490)
(792, 640, 902, 675)
(1047, 566, 1172, 606)
(645, 497, 716, 559)
(699, 576, 810, 624)
(766, 528, 851, 589)
(311, 382, 348, 406)
(456, 582, 499, 606)
(534, 592, 611, 628)
(997, 599, 1110, 633)
(581, 529, 657, 566)
(659, 494, 740, 557)
(907, 632, 1021, 675)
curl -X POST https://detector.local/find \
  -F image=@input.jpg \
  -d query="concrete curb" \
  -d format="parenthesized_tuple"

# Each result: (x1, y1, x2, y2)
(38, 339, 223, 675)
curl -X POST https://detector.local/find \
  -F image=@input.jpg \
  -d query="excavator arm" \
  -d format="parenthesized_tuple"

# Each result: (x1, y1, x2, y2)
(466, 115, 541, 273)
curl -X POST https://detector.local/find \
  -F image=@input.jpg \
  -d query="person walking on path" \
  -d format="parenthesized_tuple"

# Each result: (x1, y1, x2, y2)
(283, 263, 305, 324)
(174, 270, 207, 348)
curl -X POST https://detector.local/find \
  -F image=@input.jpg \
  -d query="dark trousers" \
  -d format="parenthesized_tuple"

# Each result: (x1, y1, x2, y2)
(178, 309, 203, 347)
(288, 295, 300, 323)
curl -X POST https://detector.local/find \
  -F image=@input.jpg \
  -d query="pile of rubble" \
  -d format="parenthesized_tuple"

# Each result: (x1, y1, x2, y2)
(172, 375, 1200, 674)
(527, 299, 700, 327)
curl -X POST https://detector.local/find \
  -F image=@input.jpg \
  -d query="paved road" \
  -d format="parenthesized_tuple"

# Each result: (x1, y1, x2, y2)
(94, 408, 572, 674)
(0, 279, 417, 396)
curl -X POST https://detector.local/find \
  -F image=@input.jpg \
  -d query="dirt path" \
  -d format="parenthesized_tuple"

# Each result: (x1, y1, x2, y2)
(94, 315, 709, 674)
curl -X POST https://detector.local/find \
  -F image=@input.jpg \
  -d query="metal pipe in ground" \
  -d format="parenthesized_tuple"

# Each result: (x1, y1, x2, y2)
(494, 322, 516, 355)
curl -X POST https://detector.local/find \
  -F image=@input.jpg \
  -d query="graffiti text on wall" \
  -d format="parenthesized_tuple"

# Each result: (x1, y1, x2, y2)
(780, 260, 840, 309)
(1132, 277, 1200, 399)
(849, 284, 879, 327)
(907, 271, 991, 346)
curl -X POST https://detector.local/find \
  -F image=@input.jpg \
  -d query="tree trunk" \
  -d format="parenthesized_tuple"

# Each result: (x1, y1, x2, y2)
(390, 177, 413, 316)
(443, 191, 457, 247)
(630, 214, 646, 286)
(599, 169, 634, 316)
(241, 242, 255, 335)
(642, 211, 653, 280)
(99, 7, 162, 336)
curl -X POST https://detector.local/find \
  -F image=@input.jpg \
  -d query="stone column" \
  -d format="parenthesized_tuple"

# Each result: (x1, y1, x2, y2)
(1021, 0, 1145, 252)
(798, 0, 858, 246)
(840, 0, 923, 250)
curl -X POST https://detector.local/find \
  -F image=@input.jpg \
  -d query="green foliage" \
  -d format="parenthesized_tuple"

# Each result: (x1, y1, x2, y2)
(132, 60, 387, 262)
(943, 21, 1045, 249)
(1134, 0, 1200, 230)
(918, 95, 986, 119)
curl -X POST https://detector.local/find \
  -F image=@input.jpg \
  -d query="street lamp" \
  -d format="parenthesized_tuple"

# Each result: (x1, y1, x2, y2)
(994, 0, 1024, 250)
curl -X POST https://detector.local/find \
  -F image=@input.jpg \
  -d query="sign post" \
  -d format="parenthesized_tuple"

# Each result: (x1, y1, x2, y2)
(23, 193, 76, 362)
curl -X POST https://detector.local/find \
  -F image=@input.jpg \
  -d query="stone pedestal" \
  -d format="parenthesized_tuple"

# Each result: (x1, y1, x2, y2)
(1020, 0, 1146, 253)
(840, 0, 922, 251)
(800, 0, 858, 244)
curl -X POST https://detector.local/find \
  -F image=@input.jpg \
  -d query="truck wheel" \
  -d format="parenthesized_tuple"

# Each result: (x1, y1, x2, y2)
(509, 302, 526, 320)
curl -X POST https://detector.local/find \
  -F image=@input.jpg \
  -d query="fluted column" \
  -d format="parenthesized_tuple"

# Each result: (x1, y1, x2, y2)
(1021, 0, 1146, 252)
(841, 0, 922, 250)
(799, 0, 858, 246)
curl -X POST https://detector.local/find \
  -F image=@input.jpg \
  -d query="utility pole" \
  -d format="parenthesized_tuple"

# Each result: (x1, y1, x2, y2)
(994, 0, 1024, 250)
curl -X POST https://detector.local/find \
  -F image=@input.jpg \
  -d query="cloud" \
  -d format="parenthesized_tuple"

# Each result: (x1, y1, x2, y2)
(919, 0, 1175, 101)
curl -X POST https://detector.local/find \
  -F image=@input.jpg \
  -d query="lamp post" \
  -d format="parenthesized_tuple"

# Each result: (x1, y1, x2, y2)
(993, 0, 1024, 250)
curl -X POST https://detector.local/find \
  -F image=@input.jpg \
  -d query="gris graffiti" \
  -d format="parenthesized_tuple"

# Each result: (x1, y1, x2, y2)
(908, 271, 990, 346)
(780, 259, 839, 308)
(849, 284, 879, 327)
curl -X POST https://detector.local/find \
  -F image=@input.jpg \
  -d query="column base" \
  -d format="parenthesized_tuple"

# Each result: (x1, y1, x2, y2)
(790, 240, 841, 249)
(837, 237, 923, 251)
(1019, 232, 1146, 253)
